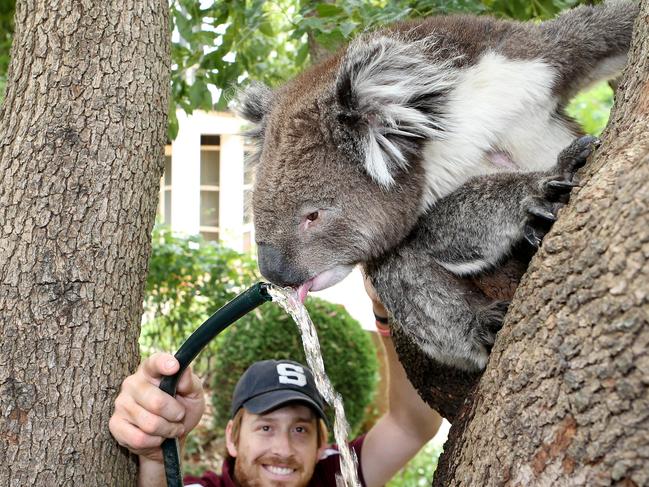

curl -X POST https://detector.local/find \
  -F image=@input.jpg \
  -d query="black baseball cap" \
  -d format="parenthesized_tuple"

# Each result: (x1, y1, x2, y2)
(230, 360, 326, 421)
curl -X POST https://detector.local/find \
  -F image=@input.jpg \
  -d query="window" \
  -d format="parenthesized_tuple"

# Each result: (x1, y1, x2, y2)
(200, 135, 221, 241)
(243, 142, 255, 252)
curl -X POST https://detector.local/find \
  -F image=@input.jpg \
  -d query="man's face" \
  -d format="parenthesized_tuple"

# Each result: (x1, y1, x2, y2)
(226, 404, 324, 487)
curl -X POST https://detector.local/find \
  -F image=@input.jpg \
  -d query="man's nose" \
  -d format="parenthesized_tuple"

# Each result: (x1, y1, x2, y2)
(269, 430, 294, 457)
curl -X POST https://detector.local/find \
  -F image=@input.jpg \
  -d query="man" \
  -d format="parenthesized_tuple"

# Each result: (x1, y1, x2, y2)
(109, 287, 443, 486)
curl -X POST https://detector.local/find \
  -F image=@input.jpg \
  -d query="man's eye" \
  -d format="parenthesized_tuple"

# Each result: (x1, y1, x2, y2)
(295, 426, 307, 434)
(306, 211, 319, 222)
(260, 425, 271, 432)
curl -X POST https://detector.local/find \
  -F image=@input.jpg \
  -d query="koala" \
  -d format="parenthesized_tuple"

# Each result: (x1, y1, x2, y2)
(237, 2, 638, 371)
(366, 135, 598, 371)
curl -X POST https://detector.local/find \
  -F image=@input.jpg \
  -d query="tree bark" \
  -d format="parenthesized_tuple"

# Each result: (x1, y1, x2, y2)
(0, 1, 169, 485)
(395, 2, 649, 485)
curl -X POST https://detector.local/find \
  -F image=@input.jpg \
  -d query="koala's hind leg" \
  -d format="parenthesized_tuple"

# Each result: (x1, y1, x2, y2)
(418, 135, 600, 273)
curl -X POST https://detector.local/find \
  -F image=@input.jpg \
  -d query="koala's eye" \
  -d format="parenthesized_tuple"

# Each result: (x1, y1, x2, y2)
(306, 211, 319, 222)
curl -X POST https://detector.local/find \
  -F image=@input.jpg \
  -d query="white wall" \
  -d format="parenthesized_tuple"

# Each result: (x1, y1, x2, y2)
(219, 133, 245, 251)
(169, 110, 246, 252)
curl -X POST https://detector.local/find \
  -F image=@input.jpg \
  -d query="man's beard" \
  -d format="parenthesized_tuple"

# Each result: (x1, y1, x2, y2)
(233, 453, 310, 487)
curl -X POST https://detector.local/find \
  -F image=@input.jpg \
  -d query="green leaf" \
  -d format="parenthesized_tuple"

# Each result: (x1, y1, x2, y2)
(339, 20, 358, 38)
(167, 98, 179, 141)
(313, 29, 346, 51)
(175, 11, 193, 41)
(200, 49, 224, 70)
(295, 42, 309, 65)
(258, 21, 274, 36)
(215, 91, 230, 111)
(189, 79, 212, 111)
(315, 4, 344, 17)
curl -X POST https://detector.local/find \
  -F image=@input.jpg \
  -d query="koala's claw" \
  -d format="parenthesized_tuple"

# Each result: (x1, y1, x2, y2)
(544, 179, 579, 194)
(525, 136, 599, 248)
(527, 205, 557, 222)
(523, 224, 545, 248)
(475, 300, 510, 349)
(556, 135, 600, 177)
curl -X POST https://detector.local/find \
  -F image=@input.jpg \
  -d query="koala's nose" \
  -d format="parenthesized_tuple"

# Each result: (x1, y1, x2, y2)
(257, 243, 307, 287)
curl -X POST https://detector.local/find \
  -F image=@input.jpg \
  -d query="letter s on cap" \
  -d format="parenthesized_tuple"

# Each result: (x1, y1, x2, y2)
(277, 363, 307, 387)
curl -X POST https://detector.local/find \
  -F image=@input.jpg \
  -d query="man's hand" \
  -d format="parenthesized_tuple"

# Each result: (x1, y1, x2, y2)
(109, 352, 206, 463)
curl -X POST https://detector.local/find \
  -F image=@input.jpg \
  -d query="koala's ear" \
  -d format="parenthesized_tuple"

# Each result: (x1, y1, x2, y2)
(232, 81, 273, 140)
(335, 36, 457, 187)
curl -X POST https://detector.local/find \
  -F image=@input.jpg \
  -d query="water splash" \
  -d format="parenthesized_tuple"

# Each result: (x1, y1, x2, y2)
(268, 285, 361, 487)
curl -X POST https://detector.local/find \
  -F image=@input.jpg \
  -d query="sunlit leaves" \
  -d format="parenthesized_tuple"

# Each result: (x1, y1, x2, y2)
(484, 0, 583, 20)
(168, 0, 307, 138)
(567, 81, 614, 136)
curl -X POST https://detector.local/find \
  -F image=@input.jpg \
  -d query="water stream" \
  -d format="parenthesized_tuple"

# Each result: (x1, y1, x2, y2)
(268, 285, 361, 487)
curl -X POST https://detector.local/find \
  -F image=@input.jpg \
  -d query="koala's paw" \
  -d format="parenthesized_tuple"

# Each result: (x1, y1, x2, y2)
(523, 194, 564, 248)
(474, 300, 510, 347)
(523, 136, 600, 248)
(555, 135, 600, 180)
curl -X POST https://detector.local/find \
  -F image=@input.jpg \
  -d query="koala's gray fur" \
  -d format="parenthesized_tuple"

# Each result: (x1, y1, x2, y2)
(237, 1, 638, 371)
(366, 136, 599, 370)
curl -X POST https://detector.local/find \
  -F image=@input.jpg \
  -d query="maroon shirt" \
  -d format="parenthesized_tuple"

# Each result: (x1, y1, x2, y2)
(183, 435, 367, 487)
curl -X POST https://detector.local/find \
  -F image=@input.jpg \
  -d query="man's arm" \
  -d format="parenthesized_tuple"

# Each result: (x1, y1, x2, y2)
(360, 279, 443, 487)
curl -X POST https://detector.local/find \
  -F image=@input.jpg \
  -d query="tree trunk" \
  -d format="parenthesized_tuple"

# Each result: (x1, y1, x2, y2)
(0, 1, 169, 485)
(395, 2, 649, 485)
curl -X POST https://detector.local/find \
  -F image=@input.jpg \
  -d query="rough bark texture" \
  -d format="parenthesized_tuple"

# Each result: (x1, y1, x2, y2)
(395, 2, 649, 486)
(0, 1, 169, 485)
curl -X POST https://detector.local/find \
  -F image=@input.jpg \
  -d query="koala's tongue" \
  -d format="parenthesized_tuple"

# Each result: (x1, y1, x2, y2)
(296, 280, 313, 304)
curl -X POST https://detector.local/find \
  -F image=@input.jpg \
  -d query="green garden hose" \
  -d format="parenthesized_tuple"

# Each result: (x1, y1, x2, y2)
(158, 282, 273, 487)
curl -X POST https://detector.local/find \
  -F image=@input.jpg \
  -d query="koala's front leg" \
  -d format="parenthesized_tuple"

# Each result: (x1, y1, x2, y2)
(523, 135, 600, 246)
(420, 135, 599, 276)
(369, 253, 504, 372)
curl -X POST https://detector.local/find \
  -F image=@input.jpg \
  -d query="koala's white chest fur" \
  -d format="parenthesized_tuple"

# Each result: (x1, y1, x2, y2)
(421, 52, 577, 208)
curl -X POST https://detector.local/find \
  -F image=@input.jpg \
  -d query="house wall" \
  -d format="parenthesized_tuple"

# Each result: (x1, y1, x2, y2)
(166, 110, 248, 252)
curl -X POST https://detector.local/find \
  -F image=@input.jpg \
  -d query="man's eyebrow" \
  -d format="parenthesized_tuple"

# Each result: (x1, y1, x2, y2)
(294, 416, 317, 424)
(252, 416, 278, 424)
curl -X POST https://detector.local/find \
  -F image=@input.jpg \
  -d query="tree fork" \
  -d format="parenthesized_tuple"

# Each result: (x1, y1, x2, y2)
(0, 1, 170, 485)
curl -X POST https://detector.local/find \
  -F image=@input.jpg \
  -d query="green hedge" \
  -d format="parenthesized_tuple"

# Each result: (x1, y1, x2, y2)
(210, 296, 379, 440)
(140, 225, 260, 373)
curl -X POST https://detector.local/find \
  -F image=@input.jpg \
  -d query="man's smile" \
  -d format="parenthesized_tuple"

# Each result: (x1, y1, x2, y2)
(263, 464, 297, 477)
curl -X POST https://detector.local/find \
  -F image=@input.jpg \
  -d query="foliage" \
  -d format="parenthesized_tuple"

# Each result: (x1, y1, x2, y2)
(167, 0, 599, 138)
(0, 0, 603, 135)
(387, 440, 444, 486)
(566, 81, 614, 136)
(209, 296, 379, 440)
(0, 0, 14, 104)
(140, 224, 259, 372)
(478, 0, 585, 20)
(166, 0, 607, 141)
(293, 0, 591, 56)
(167, 0, 308, 138)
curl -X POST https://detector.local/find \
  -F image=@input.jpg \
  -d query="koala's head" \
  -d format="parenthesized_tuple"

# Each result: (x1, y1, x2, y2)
(236, 34, 456, 295)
